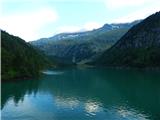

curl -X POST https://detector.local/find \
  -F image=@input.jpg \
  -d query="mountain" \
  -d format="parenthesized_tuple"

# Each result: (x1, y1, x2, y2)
(1, 30, 53, 81)
(95, 12, 160, 68)
(30, 20, 141, 64)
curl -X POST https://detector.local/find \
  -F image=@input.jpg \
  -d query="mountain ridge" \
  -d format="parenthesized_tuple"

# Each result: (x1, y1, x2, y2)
(30, 20, 141, 64)
(94, 12, 160, 68)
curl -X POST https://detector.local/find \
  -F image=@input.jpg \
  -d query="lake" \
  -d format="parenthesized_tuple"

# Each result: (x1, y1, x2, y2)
(1, 67, 160, 120)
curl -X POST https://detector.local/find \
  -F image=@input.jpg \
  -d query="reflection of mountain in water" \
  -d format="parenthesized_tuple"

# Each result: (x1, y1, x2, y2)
(1, 68, 160, 119)
(1, 79, 40, 109)
(39, 68, 160, 119)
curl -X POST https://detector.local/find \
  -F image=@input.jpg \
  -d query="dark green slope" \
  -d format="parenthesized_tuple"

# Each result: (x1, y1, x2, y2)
(1, 30, 52, 81)
(96, 12, 160, 68)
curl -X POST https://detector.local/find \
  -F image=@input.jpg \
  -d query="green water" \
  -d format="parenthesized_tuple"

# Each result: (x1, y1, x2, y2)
(1, 68, 160, 120)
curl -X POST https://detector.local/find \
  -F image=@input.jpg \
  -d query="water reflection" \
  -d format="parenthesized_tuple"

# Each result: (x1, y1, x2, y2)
(116, 106, 149, 120)
(1, 68, 160, 120)
(1, 79, 40, 109)
(42, 70, 64, 75)
(85, 100, 102, 116)
(54, 97, 79, 109)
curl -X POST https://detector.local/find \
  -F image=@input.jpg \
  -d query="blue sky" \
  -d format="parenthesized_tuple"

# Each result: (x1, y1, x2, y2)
(1, 0, 160, 41)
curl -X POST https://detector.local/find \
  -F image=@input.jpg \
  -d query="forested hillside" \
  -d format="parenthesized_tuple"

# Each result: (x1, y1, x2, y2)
(1, 30, 53, 80)
(95, 12, 160, 68)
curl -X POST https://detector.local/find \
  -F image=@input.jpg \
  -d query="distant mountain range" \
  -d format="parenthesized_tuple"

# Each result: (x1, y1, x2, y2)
(30, 20, 141, 64)
(94, 12, 160, 68)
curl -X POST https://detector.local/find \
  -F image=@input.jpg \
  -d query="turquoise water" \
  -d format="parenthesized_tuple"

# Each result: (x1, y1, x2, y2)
(1, 68, 160, 120)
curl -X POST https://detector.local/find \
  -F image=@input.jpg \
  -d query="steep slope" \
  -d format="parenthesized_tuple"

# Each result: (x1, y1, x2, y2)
(96, 12, 160, 68)
(31, 21, 141, 64)
(1, 30, 52, 81)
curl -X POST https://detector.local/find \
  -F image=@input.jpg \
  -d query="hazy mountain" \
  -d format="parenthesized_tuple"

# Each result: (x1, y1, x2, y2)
(31, 20, 141, 64)
(95, 12, 160, 68)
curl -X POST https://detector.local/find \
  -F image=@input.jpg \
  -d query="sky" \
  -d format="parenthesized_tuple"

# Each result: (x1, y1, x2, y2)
(1, 0, 160, 41)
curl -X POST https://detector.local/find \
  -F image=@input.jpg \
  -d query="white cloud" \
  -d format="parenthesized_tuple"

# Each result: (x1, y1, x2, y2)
(84, 22, 102, 31)
(112, 2, 160, 23)
(0, 8, 58, 41)
(105, 0, 154, 10)
(56, 26, 83, 33)
(56, 22, 102, 33)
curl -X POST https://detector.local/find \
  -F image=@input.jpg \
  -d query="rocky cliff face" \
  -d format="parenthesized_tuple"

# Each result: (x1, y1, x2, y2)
(96, 12, 160, 68)
(31, 21, 140, 64)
